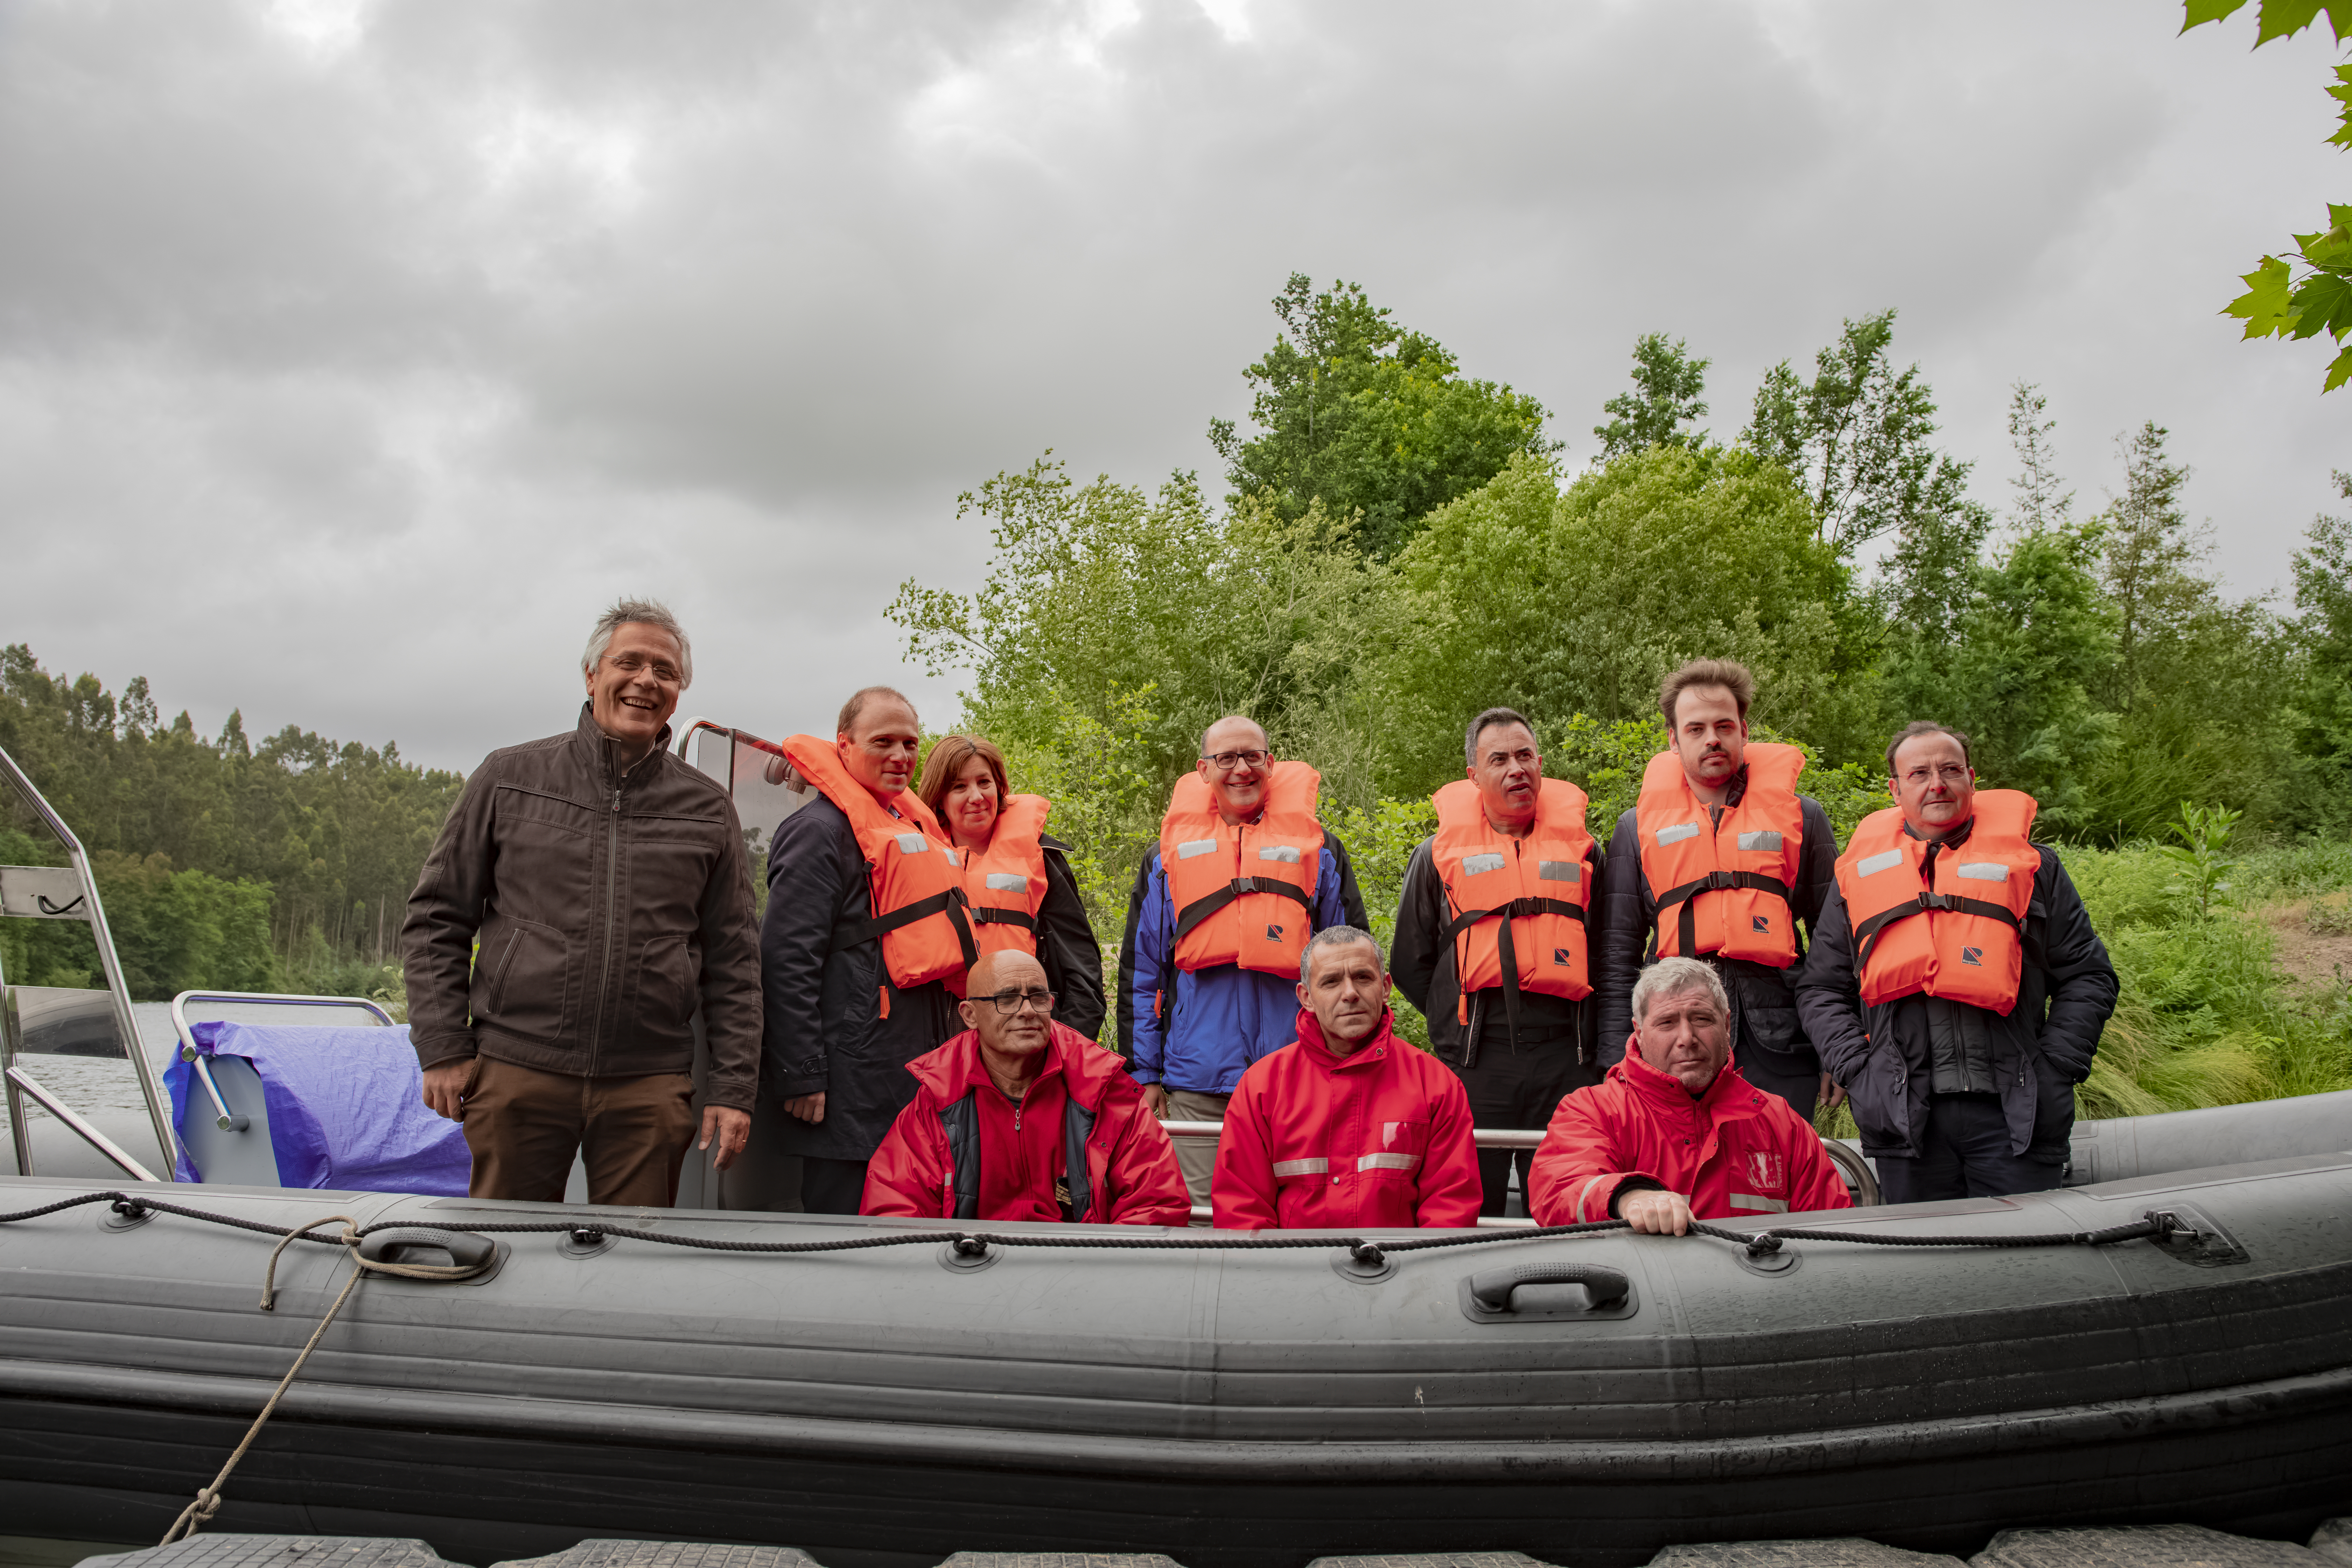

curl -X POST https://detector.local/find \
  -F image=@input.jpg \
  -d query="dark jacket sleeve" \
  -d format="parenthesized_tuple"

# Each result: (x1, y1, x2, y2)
(1323, 830, 1369, 931)
(1791, 797, 1839, 939)
(400, 753, 500, 1071)
(760, 799, 853, 1101)
(2030, 849, 2119, 1083)
(1791, 882, 1871, 1088)
(695, 794, 764, 1111)
(1387, 839, 1444, 1017)
(1037, 839, 1107, 1041)
(1593, 809, 1647, 1069)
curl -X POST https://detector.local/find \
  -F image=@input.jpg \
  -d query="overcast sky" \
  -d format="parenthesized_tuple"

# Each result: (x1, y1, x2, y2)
(2, 0, 2344, 776)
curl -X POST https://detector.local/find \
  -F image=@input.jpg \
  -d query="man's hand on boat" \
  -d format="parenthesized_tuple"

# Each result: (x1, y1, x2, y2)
(782, 1092, 827, 1124)
(699, 1105, 751, 1168)
(1618, 1188, 1696, 1236)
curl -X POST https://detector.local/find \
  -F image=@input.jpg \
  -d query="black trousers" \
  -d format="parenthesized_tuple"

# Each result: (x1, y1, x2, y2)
(1875, 1094, 2064, 1204)
(1456, 1036, 1600, 1217)
(800, 1155, 872, 1215)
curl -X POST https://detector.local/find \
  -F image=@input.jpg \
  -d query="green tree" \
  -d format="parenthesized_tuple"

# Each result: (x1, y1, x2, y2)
(2284, 472, 2352, 828)
(1373, 446, 1871, 795)
(2185, 2, 2352, 390)
(1592, 332, 1710, 458)
(2005, 381, 2076, 536)
(1208, 274, 1554, 558)
(1742, 309, 1979, 558)
(2094, 421, 2203, 713)
(1932, 524, 2121, 834)
(888, 454, 1398, 920)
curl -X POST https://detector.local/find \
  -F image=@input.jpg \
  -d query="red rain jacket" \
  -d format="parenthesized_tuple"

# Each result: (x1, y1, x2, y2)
(1212, 1009, 1482, 1231)
(862, 1020, 1189, 1225)
(1527, 1049, 1851, 1226)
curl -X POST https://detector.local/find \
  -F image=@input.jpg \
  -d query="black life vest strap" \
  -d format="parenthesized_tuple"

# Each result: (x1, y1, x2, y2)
(1172, 876, 1316, 944)
(970, 905, 1037, 932)
(836, 885, 981, 970)
(1442, 896, 1588, 1051)
(1852, 891, 2024, 972)
(1653, 868, 1791, 959)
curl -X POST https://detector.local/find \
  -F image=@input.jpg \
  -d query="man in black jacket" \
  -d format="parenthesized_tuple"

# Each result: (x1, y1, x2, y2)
(405, 600, 760, 1206)
(1593, 660, 1841, 1120)
(760, 686, 964, 1214)
(1794, 723, 2118, 1203)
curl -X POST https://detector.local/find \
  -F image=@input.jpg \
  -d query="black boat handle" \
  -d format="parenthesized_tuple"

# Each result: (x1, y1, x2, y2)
(1469, 1262, 1630, 1313)
(358, 1227, 499, 1272)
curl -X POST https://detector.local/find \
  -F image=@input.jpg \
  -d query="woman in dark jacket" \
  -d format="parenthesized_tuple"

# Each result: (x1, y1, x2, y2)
(917, 734, 1108, 1040)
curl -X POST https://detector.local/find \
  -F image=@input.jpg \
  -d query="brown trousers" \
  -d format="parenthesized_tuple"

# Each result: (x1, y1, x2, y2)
(460, 1056, 697, 1208)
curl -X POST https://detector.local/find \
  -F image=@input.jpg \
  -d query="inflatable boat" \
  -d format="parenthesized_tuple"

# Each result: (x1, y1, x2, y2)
(3, 734, 2350, 1566)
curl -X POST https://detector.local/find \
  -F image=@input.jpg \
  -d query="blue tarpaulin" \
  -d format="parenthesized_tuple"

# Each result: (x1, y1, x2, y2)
(163, 1021, 472, 1194)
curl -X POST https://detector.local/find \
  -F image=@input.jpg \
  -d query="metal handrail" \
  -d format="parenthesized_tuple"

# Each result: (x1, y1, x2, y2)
(169, 991, 394, 1137)
(1161, 1118, 1878, 1225)
(0, 743, 175, 1178)
(4, 1065, 162, 1182)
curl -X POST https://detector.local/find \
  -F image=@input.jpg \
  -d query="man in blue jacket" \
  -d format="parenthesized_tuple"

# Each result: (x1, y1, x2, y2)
(1118, 715, 1366, 1206)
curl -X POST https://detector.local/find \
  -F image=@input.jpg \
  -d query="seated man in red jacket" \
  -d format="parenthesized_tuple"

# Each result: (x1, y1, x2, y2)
(1213, 926, 1481, 1230)
(1527, 955, 1850, 1233)
(862, 951, 1189, 1224)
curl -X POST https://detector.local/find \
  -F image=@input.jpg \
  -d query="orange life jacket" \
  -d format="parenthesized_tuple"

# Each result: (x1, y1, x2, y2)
(1160, 762, 1324, 978)
(782, 736, 978, 990)
(962, 793, 1051, 963)
(1430, 777, 1595, 1040)
(1833, 791, 2040, 1014)
(1634, 743, 1808, 967)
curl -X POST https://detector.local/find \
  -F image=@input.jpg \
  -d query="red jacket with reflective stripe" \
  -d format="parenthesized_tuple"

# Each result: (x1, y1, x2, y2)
(861, 1021, 1189, 1225)
(1525, 1050, 1851, 1226)
(1212, 1010, 1482, 1231)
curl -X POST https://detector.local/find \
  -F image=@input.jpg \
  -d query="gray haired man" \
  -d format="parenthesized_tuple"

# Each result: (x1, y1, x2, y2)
(403, 599, 761, 1206)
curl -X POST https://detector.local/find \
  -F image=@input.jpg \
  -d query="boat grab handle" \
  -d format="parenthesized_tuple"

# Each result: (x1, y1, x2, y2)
(1469, 1261, 1630, 1313)
(357, 1226, 499, 1273)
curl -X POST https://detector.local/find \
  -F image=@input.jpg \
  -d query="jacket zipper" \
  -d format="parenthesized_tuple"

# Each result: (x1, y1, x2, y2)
(588, 758, 623, 1077)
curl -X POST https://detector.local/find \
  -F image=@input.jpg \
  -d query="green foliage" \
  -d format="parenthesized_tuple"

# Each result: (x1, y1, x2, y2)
(1324, 795, 1440, 1048)
(0, 646, 463, 995)
(1740, 309, 1979, 558)
(1377, 446, 1873, 794)
(2183, 4, 2352, 389)
(1592, 333, 1710, 458)
(2159, 799, 2246, 920)
(1208, 274, 1555, 559)
(2284, 476, 2352, 831)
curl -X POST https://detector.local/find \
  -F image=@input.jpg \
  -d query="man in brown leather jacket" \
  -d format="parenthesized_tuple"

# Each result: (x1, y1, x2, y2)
(401, 600, 761, 1205)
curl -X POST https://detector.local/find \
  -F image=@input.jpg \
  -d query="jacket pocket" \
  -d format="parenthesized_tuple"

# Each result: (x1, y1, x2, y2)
(476, 916, 573, 1042)
(632, 932, 699, 1039)
(1361, 1118, 1430, 1182)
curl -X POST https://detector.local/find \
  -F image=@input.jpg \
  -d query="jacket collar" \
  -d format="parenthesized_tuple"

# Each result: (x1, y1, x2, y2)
(1614, 1044, 1767, 1122)
(574, 701, 673, 791)
(909, 1020, 1107, 1105)
(1294, 1007, 1396, 1072)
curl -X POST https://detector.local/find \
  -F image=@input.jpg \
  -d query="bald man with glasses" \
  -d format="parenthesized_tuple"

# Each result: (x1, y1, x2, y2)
(1119, 716, 1368, 1206)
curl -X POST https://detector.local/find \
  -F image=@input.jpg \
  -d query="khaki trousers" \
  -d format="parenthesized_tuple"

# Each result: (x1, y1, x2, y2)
(461, 1056, 697, 1208)
(1164, 1087, 1231, 1211)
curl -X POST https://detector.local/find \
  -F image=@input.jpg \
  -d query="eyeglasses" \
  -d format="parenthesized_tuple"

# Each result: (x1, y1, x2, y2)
(982, 988, 1056, 1015)
(604, 653, 683, 685)
(1900, 765, 1972, 785)
(1201, 749, 1270, 771)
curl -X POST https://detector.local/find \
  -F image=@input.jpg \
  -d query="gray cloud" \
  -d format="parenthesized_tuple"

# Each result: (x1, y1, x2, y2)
(1, 0, 2343, 773)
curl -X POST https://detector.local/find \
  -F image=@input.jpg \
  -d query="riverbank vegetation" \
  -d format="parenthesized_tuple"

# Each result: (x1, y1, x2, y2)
(898, 275, 2352, 1110)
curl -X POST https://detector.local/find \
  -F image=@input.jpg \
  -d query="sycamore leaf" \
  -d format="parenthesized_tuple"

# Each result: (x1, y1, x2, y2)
(2253, 0, 2352, 42)
(2324, 343, 2352, 390)
(2226, 255, 2298, 336)
(2288, 270, 2352, 338)
(2182, 0, 2252, 29)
